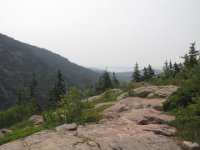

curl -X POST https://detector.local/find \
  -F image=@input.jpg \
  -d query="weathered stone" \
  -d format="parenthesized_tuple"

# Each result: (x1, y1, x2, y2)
(117, 92, 128, 101)
(182, 141, 200, 150)
(56, 123, 77, 132)
(0, 129, 12, 137)
(82, 95, 101, 102)
(137, 118, 149, 125)
(29, 115, 44, 125)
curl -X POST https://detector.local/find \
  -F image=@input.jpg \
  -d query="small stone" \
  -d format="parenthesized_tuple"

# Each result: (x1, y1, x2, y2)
(65, 123, 77, 131)
(117, 92, 128, 101)
(87, 141, 98, 147)
(56, 123, 77, 132)
(0, 129, 12, 138)
(29, 115, 44, 125)
(182, 141, 200, 150)
(108, 142, 123, 150)
(137, 118, 149, 125)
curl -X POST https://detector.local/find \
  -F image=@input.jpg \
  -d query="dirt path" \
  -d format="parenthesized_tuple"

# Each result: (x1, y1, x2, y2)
(0, 86, 182, 150)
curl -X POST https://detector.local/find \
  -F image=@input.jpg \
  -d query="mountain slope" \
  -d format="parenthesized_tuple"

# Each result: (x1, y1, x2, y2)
(0, 33, 99, 109)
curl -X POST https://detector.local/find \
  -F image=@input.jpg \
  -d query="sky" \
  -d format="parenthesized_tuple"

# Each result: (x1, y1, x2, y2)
(0, 0, 200, 72)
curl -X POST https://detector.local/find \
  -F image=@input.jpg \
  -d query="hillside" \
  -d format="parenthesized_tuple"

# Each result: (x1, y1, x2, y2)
(0, 33, 99, 109)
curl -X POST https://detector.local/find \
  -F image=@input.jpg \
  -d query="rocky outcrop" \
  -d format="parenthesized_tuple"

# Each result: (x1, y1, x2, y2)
(133, 85, 178, 98)
(0, 86, 182, 150)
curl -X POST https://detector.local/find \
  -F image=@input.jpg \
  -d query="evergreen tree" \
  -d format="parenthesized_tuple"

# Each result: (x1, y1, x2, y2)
(132, 63, 141, 82)
(181, 43, 199, 69)
(49, 70, 66, 107)
(16, 88, 24, 105)
(147, 64, 155, 79)
(188, 42, 199, 68)
(181, 54, 190, 69)
(163, 60, 171, 78)
(96, 69, 112, 92)
(29, 73, 38, 100)
(112, 72, 119, 88)
(142, 67, 148, 81)
(29, 73, 41, 112)
(172, 62, 180, 77)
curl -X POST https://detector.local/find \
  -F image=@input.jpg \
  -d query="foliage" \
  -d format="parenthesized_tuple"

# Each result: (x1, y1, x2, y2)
(0, 102, 38, 129)
(112, 72, 119, 88)
(132, 63, 141, 82)
(157, 43, 200, 143)
(44, 88, 83, 125)
(96, 69, 112, 92)
(48, 70, 66, 108)
(0, 125, 47, 145)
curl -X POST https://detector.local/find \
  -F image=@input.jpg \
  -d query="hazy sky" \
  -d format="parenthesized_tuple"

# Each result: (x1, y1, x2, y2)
(0, 0, 200, 71)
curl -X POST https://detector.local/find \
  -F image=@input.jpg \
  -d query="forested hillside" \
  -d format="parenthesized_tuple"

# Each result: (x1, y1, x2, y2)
(0, 33, 99, 109)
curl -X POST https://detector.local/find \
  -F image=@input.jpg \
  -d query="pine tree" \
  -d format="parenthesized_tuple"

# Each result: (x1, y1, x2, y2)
(163, 60, 171, 78)
(49, 70, 66, 107)
(29, 73, 38, 100)
(147, 64, 155, 79)
(112, 72, 119, 88)
(132, 63, 141, 82)
(181, 54, 190, 69)
(188, 42, 199, 68)
(16, 88, 24, 105)
(96, 69, 112, 92)
(173, 62, 180, 77)
(142, 67, 148, 81)
(181, 43, 199, 69)
(29, 73, 41, 112)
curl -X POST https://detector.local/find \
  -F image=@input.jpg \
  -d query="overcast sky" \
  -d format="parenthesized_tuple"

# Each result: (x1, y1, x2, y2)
(0, 0, 200, 72)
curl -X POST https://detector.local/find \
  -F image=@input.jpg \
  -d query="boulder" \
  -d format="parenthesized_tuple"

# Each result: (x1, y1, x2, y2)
(56, 123, 78, 132)
(0, 129, 12, 137)
(137, 118, 149, 125)
(29, 115, 44, 125)
(182, 141, 200, 150)
(117, 92, 128, 101)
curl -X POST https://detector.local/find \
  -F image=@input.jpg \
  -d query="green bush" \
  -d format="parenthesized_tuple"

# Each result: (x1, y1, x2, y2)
(43, 88, 83, 125)
(0, 102, 37, 128)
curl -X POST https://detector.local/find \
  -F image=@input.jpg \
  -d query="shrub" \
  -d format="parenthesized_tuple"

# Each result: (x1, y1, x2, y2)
(43, 88, 83, 125)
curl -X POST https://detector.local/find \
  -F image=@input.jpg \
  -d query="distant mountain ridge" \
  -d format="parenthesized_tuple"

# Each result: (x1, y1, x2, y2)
(0, 33, 99, 109)
(90, 68, 162, 82)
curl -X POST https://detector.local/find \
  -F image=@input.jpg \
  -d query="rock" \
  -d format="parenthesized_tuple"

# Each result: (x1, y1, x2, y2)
(87, 141, 98, 147)
(29, 115, 44, 125)
(144, 116, 165, 124)
(147, 93, 154, 98)
(133, 85, 178, 98)
(117, 92, 128, 100)
(82, 95, 101, 102)
(182, 141, 200, 150)
(95, 102, 116, 109)
(150, 129, 175, 136)
(110, 89, 123, 94)
(98, 119, 108, 124)
(56, 123, 77, 132)
(108, 142, 123, 150)
(137, 118, 149, 125)
(0, 85, 181, 150)
(0, 129, 12, 137)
